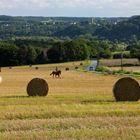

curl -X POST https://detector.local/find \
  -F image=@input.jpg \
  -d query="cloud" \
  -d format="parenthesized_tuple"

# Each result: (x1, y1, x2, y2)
(0, 0, 139, 16)
(0, 0, 139, 9)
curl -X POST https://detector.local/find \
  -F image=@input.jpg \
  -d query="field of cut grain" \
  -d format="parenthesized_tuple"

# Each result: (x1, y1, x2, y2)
(111, 66, 140, 72)
(100, 58, 139, 67)
(0, 61, 139, 140)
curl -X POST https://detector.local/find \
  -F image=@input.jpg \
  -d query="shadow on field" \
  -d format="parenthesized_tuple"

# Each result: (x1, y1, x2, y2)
(81, 99, 115, 104)
(0, 96, 29, 99)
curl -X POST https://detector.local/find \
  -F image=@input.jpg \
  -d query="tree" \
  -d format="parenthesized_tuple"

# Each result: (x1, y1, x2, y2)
(47, 46, 61, 63)
(26, 47, 37, 64)
(0, 42, 19, 66)
(97, 41, 112, 58)
(35, 48, 47, 64)
(130, 44, 140, 63)
(18, 46, 38, 65)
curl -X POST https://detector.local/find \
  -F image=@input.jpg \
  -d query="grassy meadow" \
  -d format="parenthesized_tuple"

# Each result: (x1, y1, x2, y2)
(0, 61, 139, 140)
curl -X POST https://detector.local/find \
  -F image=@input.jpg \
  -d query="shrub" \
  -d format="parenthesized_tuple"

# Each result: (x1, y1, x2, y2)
(96, 66, 110, 73)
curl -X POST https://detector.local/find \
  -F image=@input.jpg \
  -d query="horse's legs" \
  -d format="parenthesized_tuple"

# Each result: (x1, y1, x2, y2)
(58, 74, 61, 78)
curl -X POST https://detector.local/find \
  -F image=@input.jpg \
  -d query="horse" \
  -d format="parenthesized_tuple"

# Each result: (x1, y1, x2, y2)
(50, 70, 61, 78)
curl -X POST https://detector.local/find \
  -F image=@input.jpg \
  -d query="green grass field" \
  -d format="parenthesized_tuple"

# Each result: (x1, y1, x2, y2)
(0, 61, 139, 140)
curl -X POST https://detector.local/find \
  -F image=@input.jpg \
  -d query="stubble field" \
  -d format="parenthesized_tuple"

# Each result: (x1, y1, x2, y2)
(0, 61, 139, 140)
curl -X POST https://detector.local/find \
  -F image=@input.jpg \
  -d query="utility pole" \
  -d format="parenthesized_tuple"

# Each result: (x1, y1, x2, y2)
(121, 52, 123, 71)
(119, 43, 127, 71)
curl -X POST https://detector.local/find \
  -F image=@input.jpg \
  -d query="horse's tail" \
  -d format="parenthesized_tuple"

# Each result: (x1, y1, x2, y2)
(50, 72, 53, 75)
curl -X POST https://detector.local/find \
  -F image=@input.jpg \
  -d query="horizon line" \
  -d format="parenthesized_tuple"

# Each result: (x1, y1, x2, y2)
(0, 14, 139, 18)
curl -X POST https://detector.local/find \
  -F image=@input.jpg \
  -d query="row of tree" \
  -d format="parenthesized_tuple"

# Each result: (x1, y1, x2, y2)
(0, 37, 140, 67)
(0, 38, 113, 66)
(0, 42, 46, 66)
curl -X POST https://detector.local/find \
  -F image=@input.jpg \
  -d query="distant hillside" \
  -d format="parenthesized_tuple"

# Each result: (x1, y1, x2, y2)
(94, 16, 140, 41)
(0, 15, 139, 41)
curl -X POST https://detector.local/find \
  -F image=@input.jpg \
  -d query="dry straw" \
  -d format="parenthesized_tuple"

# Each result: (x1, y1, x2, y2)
(113, 77, 140, 101)
(27, 78, 49, 96)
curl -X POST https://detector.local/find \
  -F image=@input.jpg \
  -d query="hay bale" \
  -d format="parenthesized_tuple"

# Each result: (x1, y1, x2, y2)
(75, 66, 78, 70)
(80, 63, 83, 66)
(35, 67, 38, 69)
(27, 78, 49, 96)
(65, 67, 69, 71)
(113, 77, 140, 101)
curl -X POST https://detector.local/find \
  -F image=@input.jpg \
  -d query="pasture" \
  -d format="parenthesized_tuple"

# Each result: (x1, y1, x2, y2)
(0, 61, 139, 140)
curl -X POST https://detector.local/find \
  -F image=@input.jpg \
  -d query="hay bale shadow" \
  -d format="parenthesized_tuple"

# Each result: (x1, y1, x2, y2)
(81, 99, 115, 104)
(0, 96, 28, 99)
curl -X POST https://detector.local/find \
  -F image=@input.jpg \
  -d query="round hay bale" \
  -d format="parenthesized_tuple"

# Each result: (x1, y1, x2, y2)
(35, 67, 39, 70)
(75, 66, 78, 70)
(113, 77, 140, 101)
(65, 67, 69, 71)
(27, 78, 49, 96)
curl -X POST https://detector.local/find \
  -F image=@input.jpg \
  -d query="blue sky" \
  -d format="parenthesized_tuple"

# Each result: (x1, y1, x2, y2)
(0, 0, 139, 17)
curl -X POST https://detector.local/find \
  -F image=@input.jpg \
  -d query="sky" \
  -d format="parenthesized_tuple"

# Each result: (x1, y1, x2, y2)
(0, 0, 140, 17)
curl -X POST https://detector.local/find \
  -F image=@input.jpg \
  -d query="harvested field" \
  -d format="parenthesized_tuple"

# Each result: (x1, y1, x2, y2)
(0, 61, 139, 139)
(100, 58, 139, 67)
(111, 66, 140, 72)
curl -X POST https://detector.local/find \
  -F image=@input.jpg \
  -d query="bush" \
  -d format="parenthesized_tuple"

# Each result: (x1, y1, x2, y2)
(96, 66, 110, 73)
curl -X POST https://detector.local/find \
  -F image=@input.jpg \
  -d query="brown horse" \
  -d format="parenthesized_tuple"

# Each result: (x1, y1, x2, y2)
(50, 70, 61, 78)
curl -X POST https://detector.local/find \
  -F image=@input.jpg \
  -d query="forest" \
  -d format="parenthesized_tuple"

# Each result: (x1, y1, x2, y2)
(0, 15, 139, 41)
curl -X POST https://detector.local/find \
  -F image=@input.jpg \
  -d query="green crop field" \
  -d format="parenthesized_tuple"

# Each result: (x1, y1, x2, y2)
(0, 61, 139, 140)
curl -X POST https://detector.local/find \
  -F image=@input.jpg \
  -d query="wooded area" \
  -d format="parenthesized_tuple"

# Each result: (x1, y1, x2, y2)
(0, 15, 140, 66)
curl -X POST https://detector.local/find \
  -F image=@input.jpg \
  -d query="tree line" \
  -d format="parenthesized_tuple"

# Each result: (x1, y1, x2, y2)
(0, 37, 140, 67)
(0, 42, 46, 66)
(0, 38, 113, 66)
